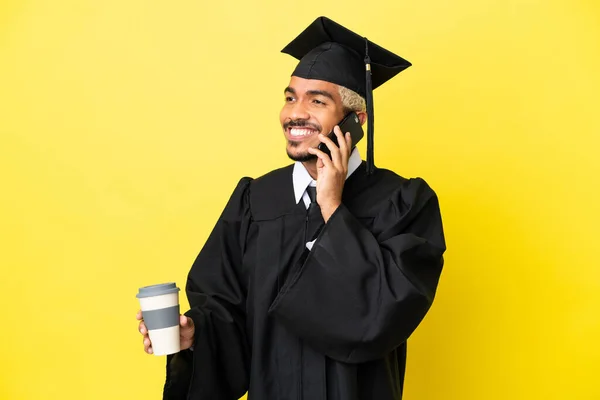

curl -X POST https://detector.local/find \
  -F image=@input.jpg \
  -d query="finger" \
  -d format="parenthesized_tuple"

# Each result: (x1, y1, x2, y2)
(307, 147, 334, 169)
(139, 321, 147, 335)
(343, 132, 352, 169)
(136, 310, 142, 320)
(317, 156, 324, 169)
(345, 131, 352, 149)
(180, 315, 187, 326)
(143, 337, 153, 354)
(318, 133, 342, 168)
(333, 126, 349, 168)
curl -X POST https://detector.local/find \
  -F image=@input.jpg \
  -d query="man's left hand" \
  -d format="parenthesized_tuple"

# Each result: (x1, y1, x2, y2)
(307, 126, 352, 223)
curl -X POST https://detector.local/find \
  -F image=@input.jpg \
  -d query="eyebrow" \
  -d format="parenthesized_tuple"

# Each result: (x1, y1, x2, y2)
(307, 90, 335, 101)
(283, 87, 335, 101)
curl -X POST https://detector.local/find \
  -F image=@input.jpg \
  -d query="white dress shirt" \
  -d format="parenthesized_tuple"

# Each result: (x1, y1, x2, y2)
(292, 147, 363, 250)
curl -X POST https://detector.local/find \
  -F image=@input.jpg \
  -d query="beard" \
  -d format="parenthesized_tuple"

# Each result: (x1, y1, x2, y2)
(283, 118, 321, 162)
(286, 140, 318, 162)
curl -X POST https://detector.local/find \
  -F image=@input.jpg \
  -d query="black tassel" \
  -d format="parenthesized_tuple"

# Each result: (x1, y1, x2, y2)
(364, 37, 375, 175)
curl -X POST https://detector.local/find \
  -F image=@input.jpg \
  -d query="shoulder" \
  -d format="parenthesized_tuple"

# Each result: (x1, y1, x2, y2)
(363, 169, 443, 243)
(229, 164, 294, 195)
(253, 164, 294, 186)
(373, 167, 437, 198)
(353, 167, 437, 208)
(230, 165, 296, 221)
(218, 176, 253, 221)
(366, 168, 440, 220)
(219, 165, 295, 221)
(250, 164, 294, 189)
(247, 164, 294, 205)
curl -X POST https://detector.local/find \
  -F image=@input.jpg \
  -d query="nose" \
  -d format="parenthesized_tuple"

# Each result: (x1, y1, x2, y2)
(289, 101, 310, 121)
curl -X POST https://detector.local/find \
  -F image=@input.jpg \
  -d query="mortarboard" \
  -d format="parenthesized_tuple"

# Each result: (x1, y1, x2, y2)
(282, 16, 412, 174)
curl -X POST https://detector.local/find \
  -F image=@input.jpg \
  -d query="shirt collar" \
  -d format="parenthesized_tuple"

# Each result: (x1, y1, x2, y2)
(292, 147, 362, 204)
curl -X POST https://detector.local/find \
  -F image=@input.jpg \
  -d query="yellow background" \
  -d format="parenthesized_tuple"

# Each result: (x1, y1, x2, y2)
(1, 0, 599, 399)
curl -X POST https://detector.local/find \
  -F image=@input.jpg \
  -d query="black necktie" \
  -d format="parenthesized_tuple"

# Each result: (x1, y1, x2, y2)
(306, 186, 317, 206)
(305, 186, 323, 243)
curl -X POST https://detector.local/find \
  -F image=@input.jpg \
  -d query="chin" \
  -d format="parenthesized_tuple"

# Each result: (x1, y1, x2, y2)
(286, 145, 317, 162)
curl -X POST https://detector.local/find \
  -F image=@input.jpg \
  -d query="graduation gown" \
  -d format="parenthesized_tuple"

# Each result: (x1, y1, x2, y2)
(163, 161, 446, 400)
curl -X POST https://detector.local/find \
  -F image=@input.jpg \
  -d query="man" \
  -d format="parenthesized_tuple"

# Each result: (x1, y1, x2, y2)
(137, 16, 446, 400)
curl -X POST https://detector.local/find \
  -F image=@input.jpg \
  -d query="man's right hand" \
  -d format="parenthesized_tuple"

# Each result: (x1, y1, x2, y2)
(136, 310, 196, 354)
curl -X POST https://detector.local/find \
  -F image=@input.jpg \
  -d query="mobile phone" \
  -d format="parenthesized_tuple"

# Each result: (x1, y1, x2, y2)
(318, 112, 364, 158)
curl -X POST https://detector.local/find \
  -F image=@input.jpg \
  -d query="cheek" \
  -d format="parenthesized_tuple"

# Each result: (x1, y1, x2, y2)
(317, 113, 339, 134)
(279, 107, 286, 124)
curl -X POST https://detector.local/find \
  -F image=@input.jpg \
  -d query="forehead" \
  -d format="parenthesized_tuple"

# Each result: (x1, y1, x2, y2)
(286, 76, 341, 99)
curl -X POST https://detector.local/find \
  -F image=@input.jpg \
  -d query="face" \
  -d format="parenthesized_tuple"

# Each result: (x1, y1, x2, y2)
(280, 76, 346, 162)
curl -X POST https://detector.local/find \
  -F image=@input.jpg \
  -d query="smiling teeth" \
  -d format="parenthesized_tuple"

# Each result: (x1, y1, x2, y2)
(290, 128, 314, 137)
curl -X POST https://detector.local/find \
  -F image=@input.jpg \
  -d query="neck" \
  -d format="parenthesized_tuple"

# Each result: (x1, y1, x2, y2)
(302, 160, 318, 180)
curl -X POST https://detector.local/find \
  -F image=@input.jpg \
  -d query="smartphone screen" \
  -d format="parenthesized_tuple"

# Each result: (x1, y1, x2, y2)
(318, 112, 364, 158)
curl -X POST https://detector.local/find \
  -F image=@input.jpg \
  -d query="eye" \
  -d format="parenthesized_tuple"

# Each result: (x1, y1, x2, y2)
(313, 99, 326, 105)
(285, 96, 295, 102)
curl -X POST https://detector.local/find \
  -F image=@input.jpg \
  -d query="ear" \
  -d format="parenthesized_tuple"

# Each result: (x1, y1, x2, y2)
(356, 111, 368, 126)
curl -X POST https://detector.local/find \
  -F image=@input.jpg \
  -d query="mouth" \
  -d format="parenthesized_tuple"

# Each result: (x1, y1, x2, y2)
(286, 127, 319, 141)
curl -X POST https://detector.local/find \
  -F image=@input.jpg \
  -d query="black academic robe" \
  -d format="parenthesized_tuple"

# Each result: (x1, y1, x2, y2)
(163, 161, 446, 400)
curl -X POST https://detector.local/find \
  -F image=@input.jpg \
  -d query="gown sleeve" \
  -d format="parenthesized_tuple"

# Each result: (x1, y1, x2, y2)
(268, 177, 446, 364)
(163, 177, 253, 400)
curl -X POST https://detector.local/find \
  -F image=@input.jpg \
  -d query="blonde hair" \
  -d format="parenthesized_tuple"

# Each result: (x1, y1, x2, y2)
(338, 85, 366, 113)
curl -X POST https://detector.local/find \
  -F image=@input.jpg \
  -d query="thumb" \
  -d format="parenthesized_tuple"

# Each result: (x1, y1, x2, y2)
(180, 315, 188, 326)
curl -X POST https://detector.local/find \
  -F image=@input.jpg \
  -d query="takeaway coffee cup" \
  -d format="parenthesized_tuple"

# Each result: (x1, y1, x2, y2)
(137, 283, 181, 356)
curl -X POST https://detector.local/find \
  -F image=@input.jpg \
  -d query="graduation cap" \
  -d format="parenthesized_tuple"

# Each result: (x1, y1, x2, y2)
(282, 16, 412, 174)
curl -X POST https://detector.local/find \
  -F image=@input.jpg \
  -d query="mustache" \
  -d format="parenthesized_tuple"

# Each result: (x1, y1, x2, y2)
(283, 119, 321, 132)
